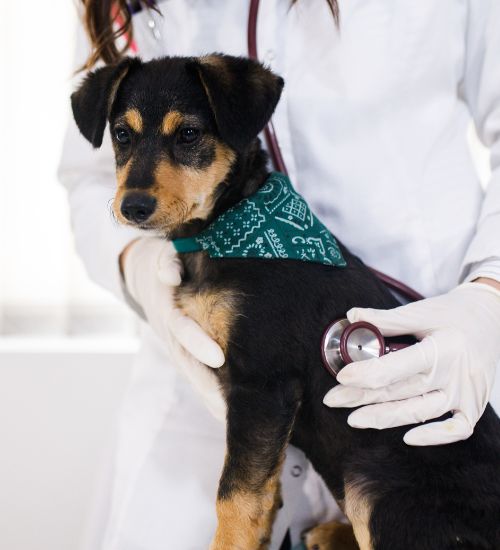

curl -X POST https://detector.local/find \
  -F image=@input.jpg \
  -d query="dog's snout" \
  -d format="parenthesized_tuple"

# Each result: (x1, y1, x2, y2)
(121, 193, 157, 223)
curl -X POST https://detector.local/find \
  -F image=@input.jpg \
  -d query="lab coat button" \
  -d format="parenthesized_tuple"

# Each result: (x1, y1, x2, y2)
(147, 18, 161, 40)
(265, 49, 276, 62)
(291, 465, 303, 478)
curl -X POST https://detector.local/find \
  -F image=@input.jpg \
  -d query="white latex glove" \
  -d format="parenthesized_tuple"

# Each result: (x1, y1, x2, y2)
(122, 237, 225, 369)
(324, 282, 500, 446)
(122, 237, 227, 421)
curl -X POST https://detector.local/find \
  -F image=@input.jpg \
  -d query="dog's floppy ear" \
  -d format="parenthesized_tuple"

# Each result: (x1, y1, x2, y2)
(188, 55, 284, 151)
(71, 57, 139, 148)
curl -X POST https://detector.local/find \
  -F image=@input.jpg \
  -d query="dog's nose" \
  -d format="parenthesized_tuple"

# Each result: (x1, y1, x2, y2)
(121, 193, 157, 223)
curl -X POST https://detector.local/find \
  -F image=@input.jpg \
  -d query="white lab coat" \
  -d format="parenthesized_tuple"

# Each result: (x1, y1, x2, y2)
(58, 1, 500, 549)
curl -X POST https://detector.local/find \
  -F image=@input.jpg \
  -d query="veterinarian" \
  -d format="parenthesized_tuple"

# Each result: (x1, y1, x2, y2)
(59, 1, 500, 549)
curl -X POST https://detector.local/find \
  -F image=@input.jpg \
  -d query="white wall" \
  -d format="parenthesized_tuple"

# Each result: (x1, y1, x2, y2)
(0, 343, 134, 550)
(0, 0, 125, 329)
(0, 1, 137, 548)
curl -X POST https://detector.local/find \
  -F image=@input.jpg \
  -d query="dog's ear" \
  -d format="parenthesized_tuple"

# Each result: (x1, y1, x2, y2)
(71, 57, 139, 148)
(188, 55, 284, 151)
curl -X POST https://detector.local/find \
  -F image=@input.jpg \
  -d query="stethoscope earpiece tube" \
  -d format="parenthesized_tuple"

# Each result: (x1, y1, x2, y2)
(248, 0, 289, 175)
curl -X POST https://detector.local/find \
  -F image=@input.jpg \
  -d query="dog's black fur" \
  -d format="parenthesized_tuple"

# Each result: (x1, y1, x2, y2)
(72, 55, 500, 550)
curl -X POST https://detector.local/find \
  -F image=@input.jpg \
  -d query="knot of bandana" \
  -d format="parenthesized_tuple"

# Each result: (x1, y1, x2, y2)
(172, 172, 346, 267)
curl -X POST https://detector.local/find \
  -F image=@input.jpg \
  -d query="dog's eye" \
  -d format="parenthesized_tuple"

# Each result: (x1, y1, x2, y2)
(115, 128, 131, 145)
(178, 128, 201, 145)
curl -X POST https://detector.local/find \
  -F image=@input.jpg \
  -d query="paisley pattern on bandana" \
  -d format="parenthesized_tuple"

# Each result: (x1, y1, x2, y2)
(172, 172, 346, 267)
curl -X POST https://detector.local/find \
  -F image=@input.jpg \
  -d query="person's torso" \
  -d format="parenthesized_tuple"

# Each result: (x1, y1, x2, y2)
(130, 0, 483, 297)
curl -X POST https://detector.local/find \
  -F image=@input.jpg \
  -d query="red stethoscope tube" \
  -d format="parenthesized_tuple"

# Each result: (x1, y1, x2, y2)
(248, 0, 288, 175)
(249, 0, 421, 379)
(247, 0, 424, 304)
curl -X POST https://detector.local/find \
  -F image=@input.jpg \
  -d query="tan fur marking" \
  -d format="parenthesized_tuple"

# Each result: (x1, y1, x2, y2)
(210, 471, 282, 550)
(196, 57, 233, 128)
(199, 54, 269, 94)
(161, 110, 184, 135)
(107, 65, 133, 114)
(149, 142, 236, 231)
(303, 521, 359, 550)
(176, 289, 238, 351)
(112, 140, 235, 232)
(344, 482, 374, 550)
(200, 54, 226, 68)
(125, 108, 143, 133)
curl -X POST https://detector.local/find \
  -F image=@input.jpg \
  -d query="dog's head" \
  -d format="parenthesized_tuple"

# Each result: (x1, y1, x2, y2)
(71, 55, 283, 236)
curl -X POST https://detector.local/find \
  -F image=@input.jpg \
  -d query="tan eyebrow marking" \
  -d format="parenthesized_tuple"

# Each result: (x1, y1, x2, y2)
(124, 108, 143, 133)
(162, 110, 184, 135)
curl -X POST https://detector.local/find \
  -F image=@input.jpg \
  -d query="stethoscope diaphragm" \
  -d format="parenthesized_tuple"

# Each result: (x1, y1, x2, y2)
(321, 318, 410, 377)
(321, 318, 351, 377)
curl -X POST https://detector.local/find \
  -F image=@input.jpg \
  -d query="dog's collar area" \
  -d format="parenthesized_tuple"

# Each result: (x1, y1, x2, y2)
(172, 172, 346, 267)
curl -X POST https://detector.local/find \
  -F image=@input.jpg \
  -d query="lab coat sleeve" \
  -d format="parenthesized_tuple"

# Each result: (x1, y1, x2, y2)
(57, 22, 141, 299)
(459, 0, 500, 284)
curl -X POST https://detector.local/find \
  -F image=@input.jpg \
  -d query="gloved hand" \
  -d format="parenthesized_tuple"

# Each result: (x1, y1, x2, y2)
(122, 237, 225, 368)
(324, 282, 500, 446)
(122, 237, 227, 420)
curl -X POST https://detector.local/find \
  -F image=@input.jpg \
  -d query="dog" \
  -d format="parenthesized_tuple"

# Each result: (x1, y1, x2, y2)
(71, 54, 500, 550)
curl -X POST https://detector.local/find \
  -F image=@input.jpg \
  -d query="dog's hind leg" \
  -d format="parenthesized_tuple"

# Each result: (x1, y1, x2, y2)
(209, 379, 302, 550)
(343, 480, 375, 550)
(302, 521, 359, 550)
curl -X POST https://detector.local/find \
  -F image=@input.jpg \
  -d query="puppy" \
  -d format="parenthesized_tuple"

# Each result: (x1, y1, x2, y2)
(71, 55, 500, 550)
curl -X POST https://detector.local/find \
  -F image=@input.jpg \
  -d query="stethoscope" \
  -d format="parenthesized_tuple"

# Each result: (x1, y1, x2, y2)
(320, 319, 413, 377)
(248, 0, 423, 377)
(126, 0, 424, 378)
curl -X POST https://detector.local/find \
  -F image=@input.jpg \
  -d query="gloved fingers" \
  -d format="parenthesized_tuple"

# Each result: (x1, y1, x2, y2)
(157, 242, 183, 286)
(347, 390, 448, 430)
(347, 301, 430, 338)
(454, 281, 500, 300)
(336, 337, 436, 389)
(323, 373, 433, 408)
(403, 410, 474, 446)
(169, 312, 226, 368)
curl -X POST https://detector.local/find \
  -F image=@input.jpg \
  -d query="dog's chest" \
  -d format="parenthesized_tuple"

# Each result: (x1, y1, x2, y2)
(174, 253, 240, 352)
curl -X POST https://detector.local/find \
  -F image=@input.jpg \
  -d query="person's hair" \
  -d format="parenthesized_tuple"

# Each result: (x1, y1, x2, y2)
(80, 0, 339, 69)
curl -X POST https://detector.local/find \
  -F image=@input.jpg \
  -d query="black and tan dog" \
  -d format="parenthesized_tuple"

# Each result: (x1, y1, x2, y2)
(71, 55, 500, 550)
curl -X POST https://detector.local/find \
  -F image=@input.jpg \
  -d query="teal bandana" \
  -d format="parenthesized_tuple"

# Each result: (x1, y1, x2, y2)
(172, 172, 346, 267)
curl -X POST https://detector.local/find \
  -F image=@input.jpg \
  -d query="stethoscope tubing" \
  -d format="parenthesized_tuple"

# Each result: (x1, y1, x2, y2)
(247, 0, 289, 175)
(247, 0, 424, 304)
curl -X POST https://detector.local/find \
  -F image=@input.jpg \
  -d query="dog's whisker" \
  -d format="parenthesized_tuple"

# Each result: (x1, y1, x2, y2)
(107, 198, 120, 226)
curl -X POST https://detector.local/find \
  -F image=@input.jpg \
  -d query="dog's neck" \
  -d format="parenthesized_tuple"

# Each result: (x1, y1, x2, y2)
(171, 139, 270, 239)
(213, 139, 270, 214)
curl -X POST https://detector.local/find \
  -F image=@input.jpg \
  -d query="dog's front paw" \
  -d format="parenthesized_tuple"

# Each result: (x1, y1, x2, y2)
(302, 521, 359, 550)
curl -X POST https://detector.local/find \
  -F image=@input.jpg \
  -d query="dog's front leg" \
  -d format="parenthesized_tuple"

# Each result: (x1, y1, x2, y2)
(210, 379, 302, 550)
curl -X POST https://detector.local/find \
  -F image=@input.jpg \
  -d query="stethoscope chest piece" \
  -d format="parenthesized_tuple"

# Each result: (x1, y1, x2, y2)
(321, 318, 407, 378)
(321, 318, 351, 377)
